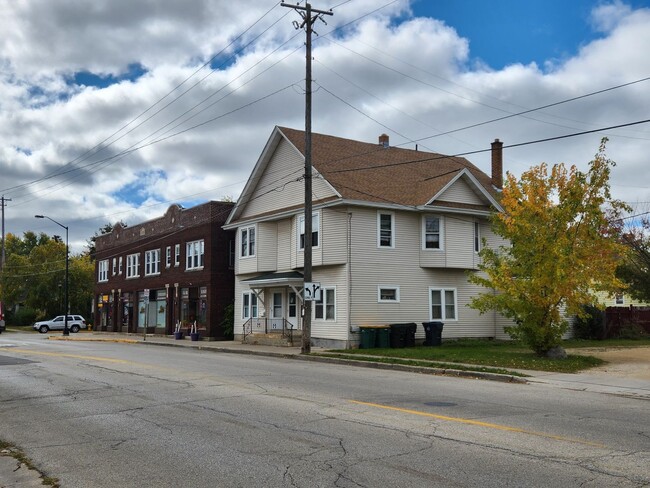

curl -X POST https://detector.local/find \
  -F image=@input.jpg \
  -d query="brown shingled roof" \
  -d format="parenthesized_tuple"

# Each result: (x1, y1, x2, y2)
(278, 127, 497, 207)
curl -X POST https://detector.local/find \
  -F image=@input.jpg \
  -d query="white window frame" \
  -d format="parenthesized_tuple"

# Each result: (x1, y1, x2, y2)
(314, 287, 335, 321)
(118, 256, 123, 275)
(98, 260, 109, 282)
(615, 293, 624, 305)
(429, 287, 457, 321)
(377, 211, 395, 248)
(298, 211, 320, 251)
(240, 225, 256, 258)
(111, 258, 117, 276)
(126, 253, 140, 279)
(422, 215, 444, 250)
(186, 239, 204, 270)
(378, 286, 400, 303)
(166, 246, 172, 268)
(288, 292, 297, 318)
(242, 292, 258, 319)
(144, 249, 161, 276)
(174, 244, 181, 267)
(474, 221, 481, 253)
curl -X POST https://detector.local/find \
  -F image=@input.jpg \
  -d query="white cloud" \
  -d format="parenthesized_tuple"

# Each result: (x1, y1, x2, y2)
(1, 0, 649, 251)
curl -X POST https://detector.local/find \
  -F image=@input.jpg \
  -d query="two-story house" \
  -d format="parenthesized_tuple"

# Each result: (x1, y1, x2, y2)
(224, 126, 513, 348)
(94, 201, 235, 339)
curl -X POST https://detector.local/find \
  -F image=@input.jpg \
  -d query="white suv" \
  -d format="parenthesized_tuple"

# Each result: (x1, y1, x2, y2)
(34, 315, 87, 333)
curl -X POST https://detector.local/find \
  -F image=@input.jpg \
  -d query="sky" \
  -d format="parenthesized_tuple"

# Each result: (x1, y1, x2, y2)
(1, 0, 650, 253)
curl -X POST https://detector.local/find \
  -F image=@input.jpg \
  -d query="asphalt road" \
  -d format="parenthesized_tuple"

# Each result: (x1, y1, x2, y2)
(1, 333, 649, 487)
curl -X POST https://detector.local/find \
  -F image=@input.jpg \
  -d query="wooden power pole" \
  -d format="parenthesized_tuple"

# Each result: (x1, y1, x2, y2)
(281, 2, 332, 354)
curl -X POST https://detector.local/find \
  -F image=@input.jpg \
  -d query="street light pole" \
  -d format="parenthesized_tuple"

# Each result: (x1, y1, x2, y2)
(35, 215, 69, 336)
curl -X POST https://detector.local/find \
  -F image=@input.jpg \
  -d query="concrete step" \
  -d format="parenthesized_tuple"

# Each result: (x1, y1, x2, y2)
(242, 332, 302, 347)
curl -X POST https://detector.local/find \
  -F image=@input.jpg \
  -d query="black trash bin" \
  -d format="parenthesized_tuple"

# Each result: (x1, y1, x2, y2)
(389, 323, 417, 348)
(405, 323, 416, 347)
(388, 323, 406, 348)
(422, 321, 444, 346)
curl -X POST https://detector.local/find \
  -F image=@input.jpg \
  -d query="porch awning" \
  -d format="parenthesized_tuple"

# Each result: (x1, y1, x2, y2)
(243, 271, 304, 287)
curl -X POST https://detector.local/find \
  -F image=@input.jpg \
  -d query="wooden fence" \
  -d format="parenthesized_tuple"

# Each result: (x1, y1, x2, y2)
(605, 306, 650, 337)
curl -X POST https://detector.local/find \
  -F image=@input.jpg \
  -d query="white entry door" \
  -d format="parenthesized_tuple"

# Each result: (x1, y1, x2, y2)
(270, 291, 284, 331)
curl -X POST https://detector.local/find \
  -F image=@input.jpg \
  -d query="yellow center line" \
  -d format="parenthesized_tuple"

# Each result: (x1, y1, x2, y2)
(10, 348, 158, 369)
(350, 400, 605, 448)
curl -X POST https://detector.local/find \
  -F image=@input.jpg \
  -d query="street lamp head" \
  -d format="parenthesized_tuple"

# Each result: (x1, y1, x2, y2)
(35, 215, 44, 218)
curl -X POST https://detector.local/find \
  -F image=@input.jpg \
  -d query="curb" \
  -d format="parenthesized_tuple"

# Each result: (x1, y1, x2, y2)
(48, 336, 528, 384)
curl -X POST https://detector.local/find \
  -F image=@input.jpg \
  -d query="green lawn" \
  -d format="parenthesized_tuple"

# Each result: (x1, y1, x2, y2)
(321, 338, 649, 373)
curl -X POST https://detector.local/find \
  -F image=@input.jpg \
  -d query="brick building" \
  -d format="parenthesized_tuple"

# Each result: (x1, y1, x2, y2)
(93, 201, 235, 340)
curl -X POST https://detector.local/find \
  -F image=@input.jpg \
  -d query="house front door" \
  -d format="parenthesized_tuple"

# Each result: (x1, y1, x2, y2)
(270, 290, 284, 331)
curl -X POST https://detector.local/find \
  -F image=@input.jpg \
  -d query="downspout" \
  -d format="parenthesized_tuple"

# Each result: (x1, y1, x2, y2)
(347, 211, 353, 348)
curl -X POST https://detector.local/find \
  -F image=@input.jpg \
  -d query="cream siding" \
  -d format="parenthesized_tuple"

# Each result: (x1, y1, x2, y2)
(239, 139, 337, 219)
(437, 177, 485, 205)
(444, 216, 475, 268)
(311, 265, 349, 342)
(347, 208, 509, 340)
(276, 219, 292, 270)
(257, 222, 277, 272)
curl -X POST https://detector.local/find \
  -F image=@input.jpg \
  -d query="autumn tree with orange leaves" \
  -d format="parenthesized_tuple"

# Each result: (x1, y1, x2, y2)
(469, 139, 629, 356)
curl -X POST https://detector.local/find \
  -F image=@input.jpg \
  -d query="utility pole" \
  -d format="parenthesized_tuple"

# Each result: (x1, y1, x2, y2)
(1, 196, 11, 270)
(281, 2, 332, 354)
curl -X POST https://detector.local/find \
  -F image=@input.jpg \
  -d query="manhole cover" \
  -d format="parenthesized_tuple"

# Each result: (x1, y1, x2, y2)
(0, 355, 36, 366)
(424, 401, 457, 407)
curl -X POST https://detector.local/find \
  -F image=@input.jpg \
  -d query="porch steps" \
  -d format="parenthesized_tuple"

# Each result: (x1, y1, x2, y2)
(242, 333, 301, 347)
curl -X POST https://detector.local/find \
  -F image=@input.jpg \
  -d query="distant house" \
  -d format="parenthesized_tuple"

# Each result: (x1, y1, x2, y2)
(94, 201, 235, 340)
(224, 126, 515, 348)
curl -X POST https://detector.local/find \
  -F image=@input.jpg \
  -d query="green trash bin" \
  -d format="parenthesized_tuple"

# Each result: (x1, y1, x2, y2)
(359, 327, 377, 349)
(375, 326, 390, 348)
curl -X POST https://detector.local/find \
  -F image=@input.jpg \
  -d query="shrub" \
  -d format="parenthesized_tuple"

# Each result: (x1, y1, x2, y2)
(11, 307, 38, 327)
(573, 305, 605, 340)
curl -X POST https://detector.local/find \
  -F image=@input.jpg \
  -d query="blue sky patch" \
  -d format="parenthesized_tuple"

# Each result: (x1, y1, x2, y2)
(113, 169, 166, 206)
(70, 63, 148, 88)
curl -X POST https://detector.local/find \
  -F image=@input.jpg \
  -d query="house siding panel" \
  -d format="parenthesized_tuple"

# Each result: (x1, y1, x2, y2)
(438, 177, 485, 206)
(276, 219, 292, 270)
(258, 222, 277, 272)
(239, 139, 337, 220)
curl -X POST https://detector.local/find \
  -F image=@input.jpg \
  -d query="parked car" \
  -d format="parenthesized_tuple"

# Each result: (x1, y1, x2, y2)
(33, 315, 87, 333)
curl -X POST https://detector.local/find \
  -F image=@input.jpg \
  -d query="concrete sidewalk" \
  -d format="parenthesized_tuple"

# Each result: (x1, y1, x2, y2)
(51, 332, 650, 398)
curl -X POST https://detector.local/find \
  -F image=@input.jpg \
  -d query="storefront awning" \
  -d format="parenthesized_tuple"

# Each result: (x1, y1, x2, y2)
(243, 271, 304, 287)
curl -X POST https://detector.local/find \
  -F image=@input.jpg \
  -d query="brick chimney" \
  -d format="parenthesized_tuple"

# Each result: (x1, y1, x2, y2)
(491, 138, 503, 189)
(378, 133, 389, 148)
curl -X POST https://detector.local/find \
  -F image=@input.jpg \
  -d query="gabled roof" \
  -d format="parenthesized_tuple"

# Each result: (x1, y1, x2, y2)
(226, 126, 500, 226)
(279, 127, 500, 208)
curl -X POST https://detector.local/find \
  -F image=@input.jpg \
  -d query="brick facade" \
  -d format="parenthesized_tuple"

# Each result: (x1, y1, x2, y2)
(94, 201, 235, 340)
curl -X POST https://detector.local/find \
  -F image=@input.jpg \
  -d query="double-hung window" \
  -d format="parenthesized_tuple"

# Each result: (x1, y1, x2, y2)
(242, 292, 258, 319)
(166, 246, 172, 268)
(429, 288, 457, 320)
(144, 249, 160, 275)
(474, 222, 481, 253)
(240, 226, 255, 257)
(186, 240, 204, 270)
(98, 260, 109, 282)
(111, 258, 117, 276)
(174, 244, 181, 267)
(423, 216, 443, 250)
(118, 256, 123, 275)
(298, 212, 319, 250)
(314, 287, 335, 320)
(126, 253, 140, 278)
(377, 212, 394, 248)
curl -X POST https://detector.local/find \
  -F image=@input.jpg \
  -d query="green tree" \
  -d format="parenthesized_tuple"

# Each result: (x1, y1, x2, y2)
(86, 221, 126, 259)
(469, 140, 629, 356)
(616, 218, 650, 302)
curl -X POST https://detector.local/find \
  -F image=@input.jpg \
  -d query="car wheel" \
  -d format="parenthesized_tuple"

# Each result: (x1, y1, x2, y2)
(70, 325, 80, 333)
(38, 325, 49, 333)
